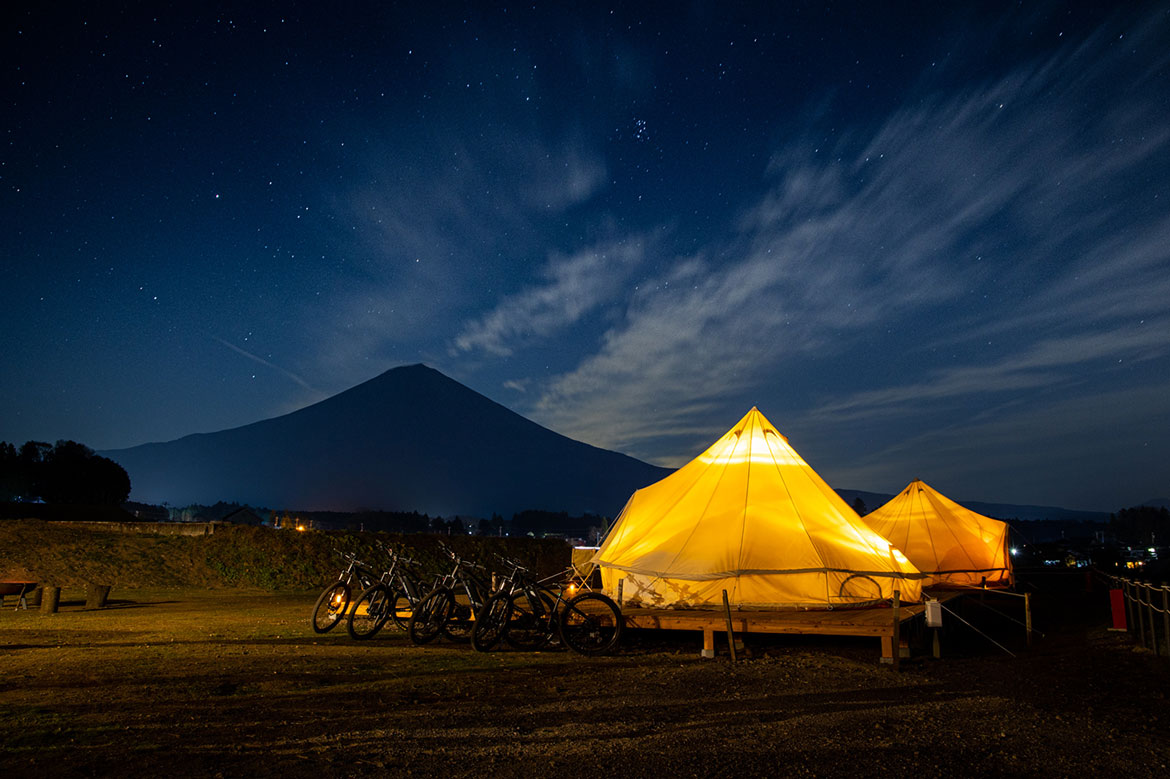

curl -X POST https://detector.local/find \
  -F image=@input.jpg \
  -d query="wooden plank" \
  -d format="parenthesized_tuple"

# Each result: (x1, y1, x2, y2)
(622, 612, 895, 636)
(622, 610, 905, 638)
(620, 592, 963, 660)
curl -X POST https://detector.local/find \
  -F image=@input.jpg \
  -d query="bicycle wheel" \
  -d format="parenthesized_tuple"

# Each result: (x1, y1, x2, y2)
(311, 581, 351, 634)
(347, 583, 392, 640)
(388, 588, 415, 631)
(441, 593, 476, 643)
(504, 589, 556, 651)
(471, 592, 513, 652)
(559, 592, 623, 655)
(407, 587, 453, 645)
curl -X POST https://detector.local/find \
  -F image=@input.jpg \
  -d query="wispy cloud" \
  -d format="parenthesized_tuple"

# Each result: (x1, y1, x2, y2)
(807, 322, 1170, 423)
(313, 126, 612, 388)
(528, 10, 1170, 472)
(453, 238, 645, 356)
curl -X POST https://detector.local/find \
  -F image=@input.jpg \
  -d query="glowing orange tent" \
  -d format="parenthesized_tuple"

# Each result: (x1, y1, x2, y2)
(595, 408, 923, 608)
(862, 479, 1012, 588)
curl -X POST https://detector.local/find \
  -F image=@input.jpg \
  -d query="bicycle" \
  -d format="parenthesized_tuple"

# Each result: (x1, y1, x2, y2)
(310, 549, 378, 634)
(469, 554, 534, 652)
(472, 558, 623, 655)
(407, 543, 490, 645)
(346, 544, 427, 640)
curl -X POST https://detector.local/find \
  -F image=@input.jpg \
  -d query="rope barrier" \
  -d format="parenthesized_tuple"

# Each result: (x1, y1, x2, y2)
(976, 588, 1029, 600)
(939, 602, 1016, 658)
(964, 596, 1047, 638)
(1105, 574, 1170, 659)
(1110, 577, 1169, 615)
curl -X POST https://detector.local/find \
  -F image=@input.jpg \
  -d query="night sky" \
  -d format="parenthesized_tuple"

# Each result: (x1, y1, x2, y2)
(4, 3, 1168, 512)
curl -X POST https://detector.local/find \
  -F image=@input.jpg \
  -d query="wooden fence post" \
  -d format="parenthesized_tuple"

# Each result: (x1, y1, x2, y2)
(1127, 580, 1137, 636)
(1151, 582, 1160, 655)
(40, 585, 60, 615)
(1162, 584, 1169, 658)
(1125, 580, 1135, 636)
(1137, 582, 1147, 649)
(1024, 592, 1033, 648)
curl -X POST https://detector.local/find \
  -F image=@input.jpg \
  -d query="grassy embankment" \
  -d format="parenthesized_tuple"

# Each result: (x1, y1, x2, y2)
(0, 519, 571, 590)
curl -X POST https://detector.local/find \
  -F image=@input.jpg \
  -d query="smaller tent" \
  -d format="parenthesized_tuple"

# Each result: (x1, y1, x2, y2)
(862, 480, 1012, 589)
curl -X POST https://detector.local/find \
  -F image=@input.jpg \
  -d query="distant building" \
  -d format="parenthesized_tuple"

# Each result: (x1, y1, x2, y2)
(220, 507, 265, 526)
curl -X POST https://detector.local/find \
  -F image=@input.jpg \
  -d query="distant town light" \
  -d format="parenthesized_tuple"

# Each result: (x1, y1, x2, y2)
(1010, 547, 1019, 556)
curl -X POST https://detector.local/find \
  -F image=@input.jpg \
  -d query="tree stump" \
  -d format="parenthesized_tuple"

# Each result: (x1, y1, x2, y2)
(86, 584, 111, 608)
(41, 585, 60, 614)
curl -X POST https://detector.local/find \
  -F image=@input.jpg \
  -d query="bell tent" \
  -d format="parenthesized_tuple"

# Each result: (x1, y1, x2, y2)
(862, 479, 1012, 589)
(594, 408, 923, 609)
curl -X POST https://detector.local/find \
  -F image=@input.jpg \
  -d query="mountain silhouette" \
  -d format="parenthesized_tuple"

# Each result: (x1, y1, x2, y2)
(104, 364, 672, 517)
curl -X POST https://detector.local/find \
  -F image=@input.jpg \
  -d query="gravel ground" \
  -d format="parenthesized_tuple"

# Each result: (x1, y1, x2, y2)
(1, 580, 1168, 778)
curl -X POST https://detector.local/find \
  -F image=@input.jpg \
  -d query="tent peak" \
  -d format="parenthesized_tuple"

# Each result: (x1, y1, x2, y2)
(738, 406, 787, 437)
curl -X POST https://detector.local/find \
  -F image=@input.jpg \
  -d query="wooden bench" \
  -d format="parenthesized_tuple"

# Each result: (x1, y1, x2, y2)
(0, 581, 39, 610)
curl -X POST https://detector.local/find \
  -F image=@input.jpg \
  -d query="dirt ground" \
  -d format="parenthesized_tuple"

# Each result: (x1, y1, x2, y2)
(2, 579, 1168, 778)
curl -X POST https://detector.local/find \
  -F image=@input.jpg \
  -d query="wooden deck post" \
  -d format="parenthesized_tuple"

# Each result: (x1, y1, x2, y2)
(701, 627, 715, 659)
(40, 585, 60, 615)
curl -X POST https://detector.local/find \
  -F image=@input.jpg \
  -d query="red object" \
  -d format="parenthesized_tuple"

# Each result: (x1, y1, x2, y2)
(1109, 588, 1127, 631)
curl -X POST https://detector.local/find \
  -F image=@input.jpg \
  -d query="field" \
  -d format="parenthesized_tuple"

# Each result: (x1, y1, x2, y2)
(2, 580, 1169, 777)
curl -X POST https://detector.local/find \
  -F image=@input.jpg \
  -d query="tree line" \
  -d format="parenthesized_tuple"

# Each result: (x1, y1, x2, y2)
(0, 440, 131, 506)
(1110, 505, 1170, 547)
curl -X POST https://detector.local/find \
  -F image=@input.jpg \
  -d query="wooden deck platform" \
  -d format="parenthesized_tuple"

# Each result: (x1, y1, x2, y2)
(621, 591, 965, 663)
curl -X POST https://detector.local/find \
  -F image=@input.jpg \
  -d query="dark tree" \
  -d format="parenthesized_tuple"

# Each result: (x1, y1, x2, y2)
(18, 441, 52, 499)
(851, 497, 869, 516)
(1111, 505, 1170, 547)
(0, 441, 19, 500)
(0, 439, 130, 505)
